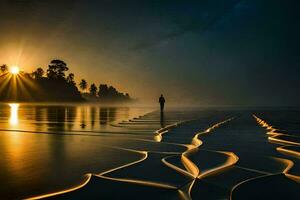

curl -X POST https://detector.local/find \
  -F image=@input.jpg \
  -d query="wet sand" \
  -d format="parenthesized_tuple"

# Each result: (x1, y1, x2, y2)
(34, 110, 300, 199)
(0, 104, 299, 199)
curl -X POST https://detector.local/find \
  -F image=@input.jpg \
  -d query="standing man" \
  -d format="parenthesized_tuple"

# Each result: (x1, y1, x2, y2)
(159, 94, 165, 112)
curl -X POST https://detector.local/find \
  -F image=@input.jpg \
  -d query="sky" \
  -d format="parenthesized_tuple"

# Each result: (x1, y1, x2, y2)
(0, 0, 299, 106)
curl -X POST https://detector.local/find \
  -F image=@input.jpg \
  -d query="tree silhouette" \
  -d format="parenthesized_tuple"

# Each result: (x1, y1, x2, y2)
(0, 59, 131, 102)
(47, 59, 69, 80)
(32, 67, 44, 79)
(66, 73, 75, 85)
(97, 84, 131, 101)
(98, 84, 109, 97)
(79, 79, 88, 93)
(0, 60, 83, 102)
(0, 64, 8, 74)
(89, 83, 97, 96)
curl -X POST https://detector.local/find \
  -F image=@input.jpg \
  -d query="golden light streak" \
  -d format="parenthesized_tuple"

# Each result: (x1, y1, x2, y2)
(26, 174, 92, 200)
(9, 103, 19, 126)
(8, 73, 18, 100)
(197, 151, 239, 179)
(154, 119, 195, 142)
(276, 146, 300, 158)
(272, 157, 300, 182)
(186, 118, 236, 178)
(16, 75, 34, 100)
(179, 117, 236, 198)
(161, 156, 195, 179)
(253, 114, 300, 182)
(178, 179, 196, 200)
(285, 174, 300, 183)
(27, 148, 149, 199)
(190, 118, 234, 149)
(229, 174, 273, 200)
(273, 157, 294, 174)
(98, 150, 148, 176)
(253, 115, 300, 147)
(26, 115, 237, 200)
(95, 148, 177, 189)
(181, 152, 199, 178)
(154, 123, 179, 142)
(204, 118, 234, 133)
(0, 65, 40, 103)
(95, 174, 177, 190)
(0, 74, 12, 92)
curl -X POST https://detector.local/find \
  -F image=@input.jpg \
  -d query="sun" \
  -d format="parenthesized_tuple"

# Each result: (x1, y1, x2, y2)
(10, 66, 20, 75)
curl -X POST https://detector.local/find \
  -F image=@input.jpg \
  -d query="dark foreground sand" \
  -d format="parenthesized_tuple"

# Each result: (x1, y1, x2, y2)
(25, 110, 300, 200)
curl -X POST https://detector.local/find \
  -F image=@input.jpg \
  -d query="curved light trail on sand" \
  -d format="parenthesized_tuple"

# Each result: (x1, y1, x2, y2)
(285, 174, 300, 183)
(174, 117, 237, 199)
(110, 115, 238, 199)
(197, 151, 239, 179)
(191, 118, 234, 148)
(98, 150, 148, 176)
(276, 145, 300, 158)
(26, 173, 92, 200)
(161, 156, 195, 179)
(154, 122, 181, 142)
(253, 115, 300, 146)
(229, 145, 299, 199)
(253, 115, 300, 182)
(270, 136, 300, 146)
(181, 151, 200, 178)
(229, 174, 274, 200)
(273, 157, 294, 174)
(229, 156, 300, 200)
(178, 180, 196, 200)
(26, 146, 148, 200)
(27, 112, 193, 199)
(95, 174, 177, 190)
(181, 117, 236, 178)
(29, 112, 276, 200)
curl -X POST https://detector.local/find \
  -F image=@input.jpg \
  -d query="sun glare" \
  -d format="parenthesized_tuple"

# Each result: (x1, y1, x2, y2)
(9, 103, 19, 126)
(10, 66, 20, 75)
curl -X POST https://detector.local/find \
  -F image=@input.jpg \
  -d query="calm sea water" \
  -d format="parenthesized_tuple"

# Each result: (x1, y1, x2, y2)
(0, 103, 154, 199)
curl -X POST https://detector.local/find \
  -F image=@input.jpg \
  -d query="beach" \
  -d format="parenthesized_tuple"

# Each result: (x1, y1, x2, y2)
(0, 104, 299, 199)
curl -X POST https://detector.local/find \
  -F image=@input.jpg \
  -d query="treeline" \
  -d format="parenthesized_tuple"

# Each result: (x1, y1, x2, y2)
(80, 81, 131, 102)
(0, 59, 131, 102)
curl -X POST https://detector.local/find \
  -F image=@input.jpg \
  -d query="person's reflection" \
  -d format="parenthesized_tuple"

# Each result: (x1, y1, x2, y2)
(160, 111, 165, 128)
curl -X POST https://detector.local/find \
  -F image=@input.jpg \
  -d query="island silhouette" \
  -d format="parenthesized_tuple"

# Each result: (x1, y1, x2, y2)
(0, 60, 132, 103)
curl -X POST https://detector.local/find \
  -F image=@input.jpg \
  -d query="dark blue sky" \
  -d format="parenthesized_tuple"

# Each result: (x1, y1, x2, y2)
(0, 0, 299, 106)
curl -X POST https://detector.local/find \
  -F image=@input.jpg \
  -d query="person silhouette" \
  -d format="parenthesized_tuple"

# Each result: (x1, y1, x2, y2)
(159, 94, 165, 112)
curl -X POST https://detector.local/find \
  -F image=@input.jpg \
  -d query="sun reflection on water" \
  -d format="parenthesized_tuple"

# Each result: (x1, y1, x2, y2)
(9, 103, 19, 126)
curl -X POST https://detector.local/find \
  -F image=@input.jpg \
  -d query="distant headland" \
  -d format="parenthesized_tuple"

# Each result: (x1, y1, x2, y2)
(0, 60, 132, 103)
